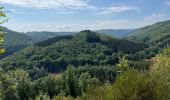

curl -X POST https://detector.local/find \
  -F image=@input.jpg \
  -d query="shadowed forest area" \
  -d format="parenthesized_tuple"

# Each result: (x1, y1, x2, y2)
(0, 2, 170, 100)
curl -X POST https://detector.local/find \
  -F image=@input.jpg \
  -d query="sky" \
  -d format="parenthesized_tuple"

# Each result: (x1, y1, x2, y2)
(0, 0, 170, 32)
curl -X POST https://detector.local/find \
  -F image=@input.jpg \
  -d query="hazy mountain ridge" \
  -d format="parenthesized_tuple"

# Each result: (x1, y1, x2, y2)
(0, 30, 147, 73)
(0, 27, 35, 59)
(127, 20, 170, 44)
(95, 29, 135, 38)
(1, 20, 170, 60)
(26, 31, 75, 41)
(0, 21, 170, 100)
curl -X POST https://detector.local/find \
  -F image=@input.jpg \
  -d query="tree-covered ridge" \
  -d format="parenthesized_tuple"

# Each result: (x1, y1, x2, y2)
(0, 6, 170, 100)
(95, 29, 135, 38)
(127, 20, 170, 44)
(3, 27, 34, 46)
(0, 27, 35, 59)
(0, 47, 169, 100)
(26, 31, 74, 41)
(0, 30, 147, 76)
(123, 20, 170, 60)
(34, 35, 73, 47)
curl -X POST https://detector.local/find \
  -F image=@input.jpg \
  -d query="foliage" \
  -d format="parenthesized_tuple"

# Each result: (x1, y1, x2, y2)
(116, 56, 129, 72)
(113, 70, 159, 100)
(0, 30, 147, 76)
(0, 27, 35, 59)
(35, 35, 73, 47)
(40, 75, 64, 98)
(150, 47, 170, 97)
(0, 8, 170, 99)
(126, 20, 170, 60)
(96, 29, 135, 38)
(127, 20, 170, 44)
(0, 7, 7, 54)
(78, 69, 169, 100)
(63, 66, 82, 97)
(27, 31, 73, 41)
(75, 65, 116, 83)
(0, 47, 169, 100)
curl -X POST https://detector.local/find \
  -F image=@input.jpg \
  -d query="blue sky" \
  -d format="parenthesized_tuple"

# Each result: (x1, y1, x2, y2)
(0, 0, 170, 32)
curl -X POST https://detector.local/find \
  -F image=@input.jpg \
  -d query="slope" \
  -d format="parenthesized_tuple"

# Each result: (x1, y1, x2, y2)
(27, 31, 74, 41)
(95, 29, 135, 38)
(0, 27, 35, 58)
(127, 20, 170, 44)
(0, 30, 148, 75)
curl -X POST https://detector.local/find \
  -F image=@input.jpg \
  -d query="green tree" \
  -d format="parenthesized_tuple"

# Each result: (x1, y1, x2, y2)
(63, 66, 82, 97)
(0, 69, 19, 100)
(112, 68, 169, 100)
(116, 56, 129, 73)
(0, 7, 7, 53)
(150, 47, 170, 99)
(79, 72, 99, 92)
(9, 69, 33, 100)
(0, 8, 15, 100)
(41, 75, 65, 99)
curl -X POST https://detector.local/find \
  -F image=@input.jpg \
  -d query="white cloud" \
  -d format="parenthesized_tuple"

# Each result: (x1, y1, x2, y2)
(165, 1, 170, 6)
(0, 0, 95, 10)
(6, 9, 35, 15)
(55, 11, 76, 14)
(5, 9, 16, 13)
(96, 5, 140, 15)
(144, 13, 166, 21)
(3, 20, 134, 32)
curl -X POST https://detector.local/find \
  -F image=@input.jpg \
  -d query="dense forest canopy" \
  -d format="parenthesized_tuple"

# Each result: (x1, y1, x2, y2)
(0, 30, 148, 76)
(0, 5, 170, 100)
(26, 31, 74, 41)
(127, 20, 170, 44)
(1, 27, 35, 59)
(0, 47, 169, 100)
(95, 29, 135, 38)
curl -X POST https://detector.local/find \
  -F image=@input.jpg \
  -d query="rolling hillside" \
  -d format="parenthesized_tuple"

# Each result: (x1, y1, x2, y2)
(95, 29, 135, 38)
(127, 20, 170, 44)
(125, 20, 170, 59)
(0, 30, 147, 74)
(0, 27, 35, 59)
(27, 31, 74, 41)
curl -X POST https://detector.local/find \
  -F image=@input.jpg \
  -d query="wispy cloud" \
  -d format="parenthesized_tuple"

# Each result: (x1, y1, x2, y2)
(144, 13, 166, 21)
(3, 20, 132, 32)
(55, 11, 76, 14)
(96, 5, 140, 15)
(5, 9, 35, 15)
(165, 1, 170, 6)
(0, 0, 95, 10)
(5, 18, 168, 32)
(5, 9, 16, 13)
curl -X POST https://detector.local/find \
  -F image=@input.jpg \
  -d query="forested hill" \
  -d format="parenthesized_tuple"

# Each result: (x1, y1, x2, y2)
(27, 31, 75, 41)
(127, 20, 170, 44)
(0, 27, 35, 59)
(95, 29, 135, 38)
(0, 30, 147, 75)
(27, 29, 133, 41)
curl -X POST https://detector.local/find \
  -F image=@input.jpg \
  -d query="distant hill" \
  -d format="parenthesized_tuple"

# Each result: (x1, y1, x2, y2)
(0, 30, 147, 73)
(1, 28, 134, 59)
(127, 20, 170, 44)
(0, 27, 35, 58)
(27, 31, 75, 41)
(95, 29, 135, 38)
(126, 20, 170, 59)
(27, 29, 134, 41)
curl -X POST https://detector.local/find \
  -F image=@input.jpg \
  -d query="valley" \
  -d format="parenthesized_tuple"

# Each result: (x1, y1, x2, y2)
(0, 2, 170, 99)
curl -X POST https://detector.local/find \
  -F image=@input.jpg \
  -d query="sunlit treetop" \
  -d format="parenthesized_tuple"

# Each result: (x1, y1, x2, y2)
(0, 7, 7, 54)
